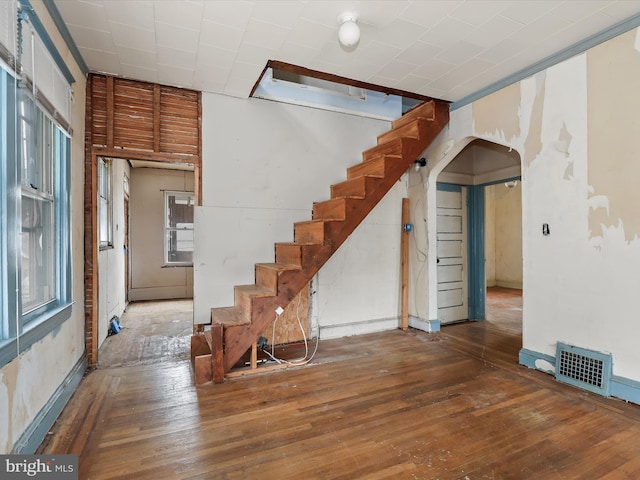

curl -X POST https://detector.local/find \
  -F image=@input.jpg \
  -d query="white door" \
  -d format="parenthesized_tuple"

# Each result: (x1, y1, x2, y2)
(437, 186, 468, 324)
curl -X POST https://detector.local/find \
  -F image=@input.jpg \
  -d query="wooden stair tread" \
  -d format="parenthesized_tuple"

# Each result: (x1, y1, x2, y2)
(255, 262, 301, 272)
(378, 117, 433, 145)
(234, 284, 273, 297)
(362, 137, 404, 161)
(275, 241, 316, 247)
(347, 155, 394, 180)
(392, 100, 436, 129)
(294, 218, 341, 227)
(210, 306, 251, 327)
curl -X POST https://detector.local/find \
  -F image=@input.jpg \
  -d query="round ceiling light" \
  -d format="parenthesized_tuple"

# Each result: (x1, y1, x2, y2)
(338, 12, 360, 48)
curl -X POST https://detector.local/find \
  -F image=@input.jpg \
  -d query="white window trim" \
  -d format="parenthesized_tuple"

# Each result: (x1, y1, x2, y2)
(163, 191, 194, 267)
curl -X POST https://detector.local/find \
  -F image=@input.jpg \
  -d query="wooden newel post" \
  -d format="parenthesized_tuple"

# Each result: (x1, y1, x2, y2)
(401, 198, 410, 331)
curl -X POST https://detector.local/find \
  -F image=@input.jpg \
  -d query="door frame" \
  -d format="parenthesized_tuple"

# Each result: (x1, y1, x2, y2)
(467, 176, 521, 321)
(436, 182, 469, 324)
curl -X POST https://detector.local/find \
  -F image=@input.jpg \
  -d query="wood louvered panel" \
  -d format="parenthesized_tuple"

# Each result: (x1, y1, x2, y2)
(159, 88, 199, 155)
(91, 76, 108, 147)
(113, 80, 155, 151)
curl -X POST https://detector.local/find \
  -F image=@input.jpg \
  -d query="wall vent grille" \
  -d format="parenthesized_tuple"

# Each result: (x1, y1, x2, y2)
(555, 342, 611, 396)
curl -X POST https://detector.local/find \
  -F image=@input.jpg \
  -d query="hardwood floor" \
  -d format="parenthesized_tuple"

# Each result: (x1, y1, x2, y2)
(38, 290, 640, 479)
(97, 299, 193, 367)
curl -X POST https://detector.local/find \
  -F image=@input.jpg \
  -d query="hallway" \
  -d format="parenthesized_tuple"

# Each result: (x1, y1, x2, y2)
(98, 299, 193, 367)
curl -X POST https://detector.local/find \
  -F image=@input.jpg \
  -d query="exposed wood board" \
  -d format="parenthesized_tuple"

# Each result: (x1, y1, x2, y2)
(260, 284, 310, 346)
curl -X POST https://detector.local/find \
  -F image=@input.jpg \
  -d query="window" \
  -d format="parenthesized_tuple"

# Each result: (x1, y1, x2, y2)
(0, 65, 72, 365)
(20, 96, 55, 314)
(164, 192, 194, 266)
(98, 158, 112, 247)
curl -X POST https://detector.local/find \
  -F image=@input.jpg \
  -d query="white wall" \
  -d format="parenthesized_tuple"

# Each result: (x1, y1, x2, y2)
(129, 168, 194, 302)
(97, 160, 129, 347)
(419, 26, 640, 384)
(0, 1, 86, 453)
(195, 93, 403, 337)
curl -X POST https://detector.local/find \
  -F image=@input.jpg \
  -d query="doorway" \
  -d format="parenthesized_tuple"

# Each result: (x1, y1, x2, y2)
(436, 139, 522, 326)
(95, 158, 195, 366)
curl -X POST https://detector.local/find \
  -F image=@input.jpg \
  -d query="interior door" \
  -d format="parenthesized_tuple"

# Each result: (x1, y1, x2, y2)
(437, 184, 468, 324)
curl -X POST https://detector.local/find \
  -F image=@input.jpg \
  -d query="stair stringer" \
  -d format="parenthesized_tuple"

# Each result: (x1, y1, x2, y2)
(221, 100, 450, 373)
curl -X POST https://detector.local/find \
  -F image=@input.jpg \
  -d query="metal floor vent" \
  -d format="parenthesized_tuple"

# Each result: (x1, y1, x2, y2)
(555, 342, 612, 396)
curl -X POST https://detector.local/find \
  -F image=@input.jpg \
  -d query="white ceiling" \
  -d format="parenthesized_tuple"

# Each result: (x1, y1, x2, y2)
(53, 0, 640, 103)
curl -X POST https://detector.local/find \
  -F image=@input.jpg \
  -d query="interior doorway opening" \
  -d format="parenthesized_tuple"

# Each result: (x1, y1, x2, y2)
(436, 139, 522, 334)
(96, 158, 195, 367)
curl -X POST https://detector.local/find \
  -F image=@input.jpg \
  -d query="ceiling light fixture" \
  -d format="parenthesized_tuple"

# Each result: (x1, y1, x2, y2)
(338, 12, 360, 48)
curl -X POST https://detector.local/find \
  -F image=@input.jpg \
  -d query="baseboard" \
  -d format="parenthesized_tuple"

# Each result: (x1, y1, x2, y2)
(12, 354, 87, 453)
(408, 316, 440, 332)
(519, 347, 640, 405)
(495, 281, 523, 290)
(319, 317, 399, 340)
(518, 348, 555, 374)
(610, 375, 640, 405)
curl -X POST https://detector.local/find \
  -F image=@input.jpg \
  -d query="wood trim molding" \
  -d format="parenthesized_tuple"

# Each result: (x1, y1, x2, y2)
(91, 146, 199, 164)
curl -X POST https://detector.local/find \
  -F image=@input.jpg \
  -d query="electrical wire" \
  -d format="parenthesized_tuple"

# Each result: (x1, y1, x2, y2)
(266, 294, 319, 366)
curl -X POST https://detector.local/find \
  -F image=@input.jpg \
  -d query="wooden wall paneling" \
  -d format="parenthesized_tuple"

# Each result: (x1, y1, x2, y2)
(153, 84, 161, 152)
(91, 76, 107, 147)
(159, 88, 200, 155)
(113, 80, 154, 151)
(105, 76, 114, 149)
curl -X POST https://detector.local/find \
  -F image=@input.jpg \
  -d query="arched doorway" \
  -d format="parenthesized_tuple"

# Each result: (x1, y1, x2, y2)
(430, 138, 522, 325)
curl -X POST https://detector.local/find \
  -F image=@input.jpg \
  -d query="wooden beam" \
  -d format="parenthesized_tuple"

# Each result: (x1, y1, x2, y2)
(84, 75, 99, 366)
(401, 198, 410, 331)
(250, 342, 258, 370)
(91, 146, 199, 165)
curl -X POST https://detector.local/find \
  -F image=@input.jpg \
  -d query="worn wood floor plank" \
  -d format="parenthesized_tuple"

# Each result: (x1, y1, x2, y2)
(39, 289, 640, 479)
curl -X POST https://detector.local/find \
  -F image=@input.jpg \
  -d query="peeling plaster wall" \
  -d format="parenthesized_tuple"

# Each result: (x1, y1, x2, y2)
(195, 94, 399, 337)
(587, 29, 640, 242)
(0, 1, 86, 453)
(417, 27, 640, 383)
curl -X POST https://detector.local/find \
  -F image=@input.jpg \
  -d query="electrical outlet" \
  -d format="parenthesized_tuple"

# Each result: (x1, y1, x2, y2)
(275, 306, 284, 315)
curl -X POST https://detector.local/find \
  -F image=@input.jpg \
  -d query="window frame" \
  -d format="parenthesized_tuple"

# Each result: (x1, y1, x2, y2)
(20, 93, 57, 317)
(163, 191, 194, 267)
(98, 157, 113, 249)
(0, 65, 72, 368)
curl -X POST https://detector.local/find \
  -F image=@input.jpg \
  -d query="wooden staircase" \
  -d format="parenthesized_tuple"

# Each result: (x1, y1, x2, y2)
(191, 99, 449, 384)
